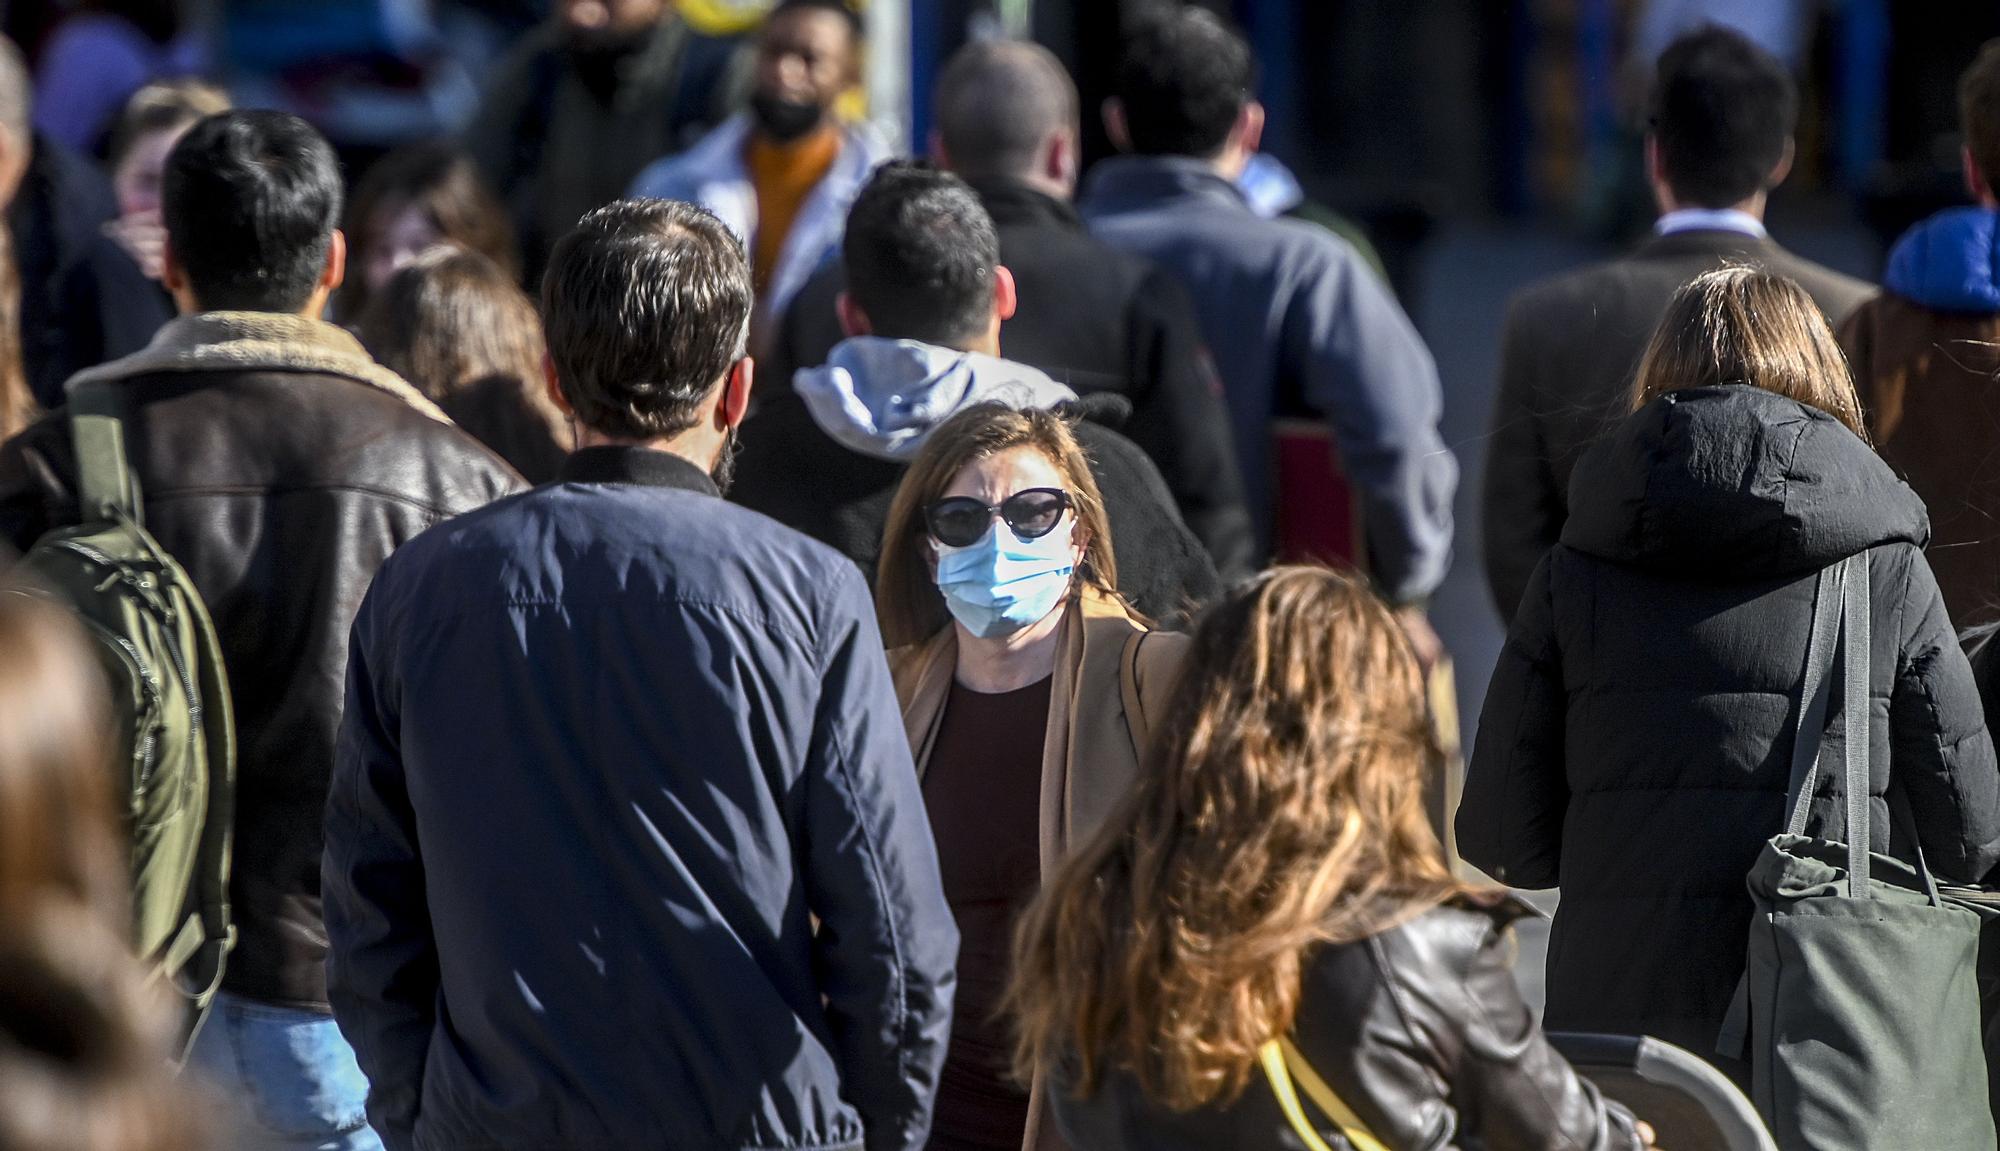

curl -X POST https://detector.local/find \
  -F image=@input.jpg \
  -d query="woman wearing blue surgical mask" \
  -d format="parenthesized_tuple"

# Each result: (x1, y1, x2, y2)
(877, 403, 1189, 1151)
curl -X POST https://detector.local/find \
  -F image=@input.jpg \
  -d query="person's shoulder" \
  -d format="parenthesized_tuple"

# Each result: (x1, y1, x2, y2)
(629, 114, 748, 197)
(1366, 890, 1540, 977)
(1763, 246, 1875, 320)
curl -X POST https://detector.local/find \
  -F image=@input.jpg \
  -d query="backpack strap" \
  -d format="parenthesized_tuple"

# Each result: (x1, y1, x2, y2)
(68, 381, 143, 524)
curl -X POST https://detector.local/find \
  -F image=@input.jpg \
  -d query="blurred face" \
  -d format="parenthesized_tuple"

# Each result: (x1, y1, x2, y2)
(560, 0, 665, 49)
(752, 7, 855, 132)
(113, 124, 192, 219)
(364, 202, 442, 293)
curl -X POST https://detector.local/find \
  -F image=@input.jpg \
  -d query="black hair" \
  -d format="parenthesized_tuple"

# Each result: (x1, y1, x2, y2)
(1650, 26, 1797, 208)
(768, 0, 862, 39)
(842, 159, 999, 347)
(161, 110, 342, 313)
(1114, 8, 1254, 158)
(541, 199, 752, 441)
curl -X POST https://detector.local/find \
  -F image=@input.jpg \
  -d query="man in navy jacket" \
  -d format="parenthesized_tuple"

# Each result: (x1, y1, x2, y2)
(323, 198, 957, 1151)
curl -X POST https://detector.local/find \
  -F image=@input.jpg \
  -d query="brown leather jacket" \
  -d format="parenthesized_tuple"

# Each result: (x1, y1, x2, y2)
(0, 312, 524, 1009)
(1051, 895, 1645, 1151)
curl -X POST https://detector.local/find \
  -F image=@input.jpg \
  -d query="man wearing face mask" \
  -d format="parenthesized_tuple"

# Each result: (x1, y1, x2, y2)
(324, 198, 958, 1151)
(466, 0, 748, 280)
(629, 0, 889, 352)
(731, 160, 1220, 626)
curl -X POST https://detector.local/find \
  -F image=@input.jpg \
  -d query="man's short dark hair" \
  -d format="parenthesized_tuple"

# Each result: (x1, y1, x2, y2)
(768, 0, 863, 39)
(843, 160, 998, 347)
(936, 40, 1077, 183)
(162, 111, 342, 312)
(542, 199, 751, 440)
(1114, 8, 1254, 159)
(1961, 40, 2000, 193)
(1650, 27, 1797, 208)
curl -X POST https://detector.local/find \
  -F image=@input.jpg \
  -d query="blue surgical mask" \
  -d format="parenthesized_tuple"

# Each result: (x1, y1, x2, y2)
(934, 519, 1076, 639)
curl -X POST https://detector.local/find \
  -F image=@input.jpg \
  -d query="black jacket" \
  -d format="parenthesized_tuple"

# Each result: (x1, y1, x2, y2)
(326, 446, 957, 1151)
(1461, 387, 2000, 1060)
(53, 234, 177, 385)
(768, 180, 1256, 580)
(1053, 895, 1645, 1151)
(0, 313, 523, 1009)
(1482, 228, 1872, 623)
(11, 133, 116, 407)
(730, 390, 1221, 626)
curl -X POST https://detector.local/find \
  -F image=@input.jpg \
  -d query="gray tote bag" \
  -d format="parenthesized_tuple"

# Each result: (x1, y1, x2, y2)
(1716, 552, 1993, 1149)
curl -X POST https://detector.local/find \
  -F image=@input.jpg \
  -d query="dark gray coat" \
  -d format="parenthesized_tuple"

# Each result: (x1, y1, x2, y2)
(325, 447, 957, 1151)
(1461, 387, 2000, 1062)
(1482, 229, 1872, 623)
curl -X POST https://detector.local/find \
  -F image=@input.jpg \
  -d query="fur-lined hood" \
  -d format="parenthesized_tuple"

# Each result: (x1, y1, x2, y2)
(68, 311, 450, 423)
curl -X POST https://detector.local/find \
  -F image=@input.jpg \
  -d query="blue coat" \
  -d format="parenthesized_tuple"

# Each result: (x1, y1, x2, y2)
(1079, 155, 1455, 602)
(324, 446, 958, 1151)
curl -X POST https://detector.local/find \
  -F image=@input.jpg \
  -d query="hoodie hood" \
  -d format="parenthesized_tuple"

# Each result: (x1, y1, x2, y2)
(1884, 205, 2000, 313)
(1562, 387, 1928, 579)
(792, 337, 1078, 461)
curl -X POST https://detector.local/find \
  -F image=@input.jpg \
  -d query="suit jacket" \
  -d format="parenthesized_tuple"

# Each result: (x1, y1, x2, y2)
(1482, 229, 1872, 624)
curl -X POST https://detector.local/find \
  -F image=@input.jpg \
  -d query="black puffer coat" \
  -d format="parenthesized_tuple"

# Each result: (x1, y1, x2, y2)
(1461, 386, 2000, 1063)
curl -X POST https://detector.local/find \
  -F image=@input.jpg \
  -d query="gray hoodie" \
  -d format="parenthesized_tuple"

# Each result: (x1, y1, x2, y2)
(792, 336, 1078, 461)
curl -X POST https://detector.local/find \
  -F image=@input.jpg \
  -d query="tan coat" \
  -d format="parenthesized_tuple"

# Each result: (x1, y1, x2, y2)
(887, 591, 1188, 1151)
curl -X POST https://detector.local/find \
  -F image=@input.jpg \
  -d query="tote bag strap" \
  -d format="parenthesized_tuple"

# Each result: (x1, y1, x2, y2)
(1783, 561, 1846, 838)
(1838, 552, 1873, 899)
(1259, 1038, 1391, 1151)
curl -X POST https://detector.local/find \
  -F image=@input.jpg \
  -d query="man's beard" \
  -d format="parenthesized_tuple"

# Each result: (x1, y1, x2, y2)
(711, 424, 741, 496)
(749, 91, 826, 142)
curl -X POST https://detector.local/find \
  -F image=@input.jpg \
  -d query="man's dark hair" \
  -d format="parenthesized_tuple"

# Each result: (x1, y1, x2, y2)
(843, 160, 998, 347)
(769, 0, 863, 39)
(936, 40, 1077, 183)
(541, 199, 751, 440)
(1649, 27, 1797, 208)
(1961, 39, 2000, 194)
(162, 111, 342, 312)
(1114, 8, 1254, 158)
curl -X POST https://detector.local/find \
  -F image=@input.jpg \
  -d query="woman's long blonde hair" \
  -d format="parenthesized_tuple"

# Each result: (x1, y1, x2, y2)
(876, 403, 1118, 649)
(1006, 566, 1468, 1110)
(1631, 265, 1868, 440)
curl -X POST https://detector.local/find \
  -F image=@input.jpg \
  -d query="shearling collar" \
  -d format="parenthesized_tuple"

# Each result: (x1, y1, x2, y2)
(66, 310, 450, 423)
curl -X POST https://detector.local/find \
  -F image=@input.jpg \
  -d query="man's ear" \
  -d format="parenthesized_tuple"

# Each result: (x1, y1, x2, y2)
(161, 239, 199, 315)
(543, 350, 573, 416)
(929, 127, 950, 166)
(1644, 133, 1665, 189)
(994, 265, 1017, 323)
(1968, 145, 1996, 205)
(1046, 127, 1079, 192)
(1235, 101, 1265, 156)
(720, 356, 754, 428)
(1102, 98, 1131, 153)
(836, 291, 872, 338)
(321, 229, 348, 294)
(1766, 137, 1795, 190)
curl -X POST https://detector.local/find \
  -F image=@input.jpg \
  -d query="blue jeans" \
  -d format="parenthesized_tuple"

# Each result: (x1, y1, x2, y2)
(187, 991, 387, 1151)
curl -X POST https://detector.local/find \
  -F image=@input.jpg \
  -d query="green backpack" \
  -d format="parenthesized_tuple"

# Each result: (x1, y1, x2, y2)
(11, 380, 236, 1049)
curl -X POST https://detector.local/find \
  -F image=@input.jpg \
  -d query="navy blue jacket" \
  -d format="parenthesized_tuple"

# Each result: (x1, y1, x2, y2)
(1080, 155, 1455, 602)
(325, 446, 958, 1151)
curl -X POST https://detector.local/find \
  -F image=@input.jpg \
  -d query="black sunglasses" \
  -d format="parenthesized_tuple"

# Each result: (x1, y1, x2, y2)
(923, 488, 1073, 548)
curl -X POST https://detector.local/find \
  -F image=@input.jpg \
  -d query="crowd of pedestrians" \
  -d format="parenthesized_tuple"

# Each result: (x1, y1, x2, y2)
(3, 3, 2000, 1150)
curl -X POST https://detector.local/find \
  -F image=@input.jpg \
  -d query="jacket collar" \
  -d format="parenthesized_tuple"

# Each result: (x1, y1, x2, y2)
(1634, 227, 1781, 262)
(66, 310, 450, 423)
(967, 178, 1083, 233)
(559, 445, 720, 496)
(1079, 154, 1249, 217)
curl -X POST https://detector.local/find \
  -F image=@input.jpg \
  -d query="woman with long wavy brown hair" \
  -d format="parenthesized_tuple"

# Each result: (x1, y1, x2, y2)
(0, 591, 207, 1151)
(1009, 567, 1650, 1151)
(0, 223, 35, 441)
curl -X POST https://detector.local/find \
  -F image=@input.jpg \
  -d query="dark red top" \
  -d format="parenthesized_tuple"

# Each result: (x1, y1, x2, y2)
(921, 674, 1053, 1151)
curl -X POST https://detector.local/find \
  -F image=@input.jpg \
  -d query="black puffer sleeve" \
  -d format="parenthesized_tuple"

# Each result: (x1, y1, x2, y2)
(1888, 546, 2000, 882)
